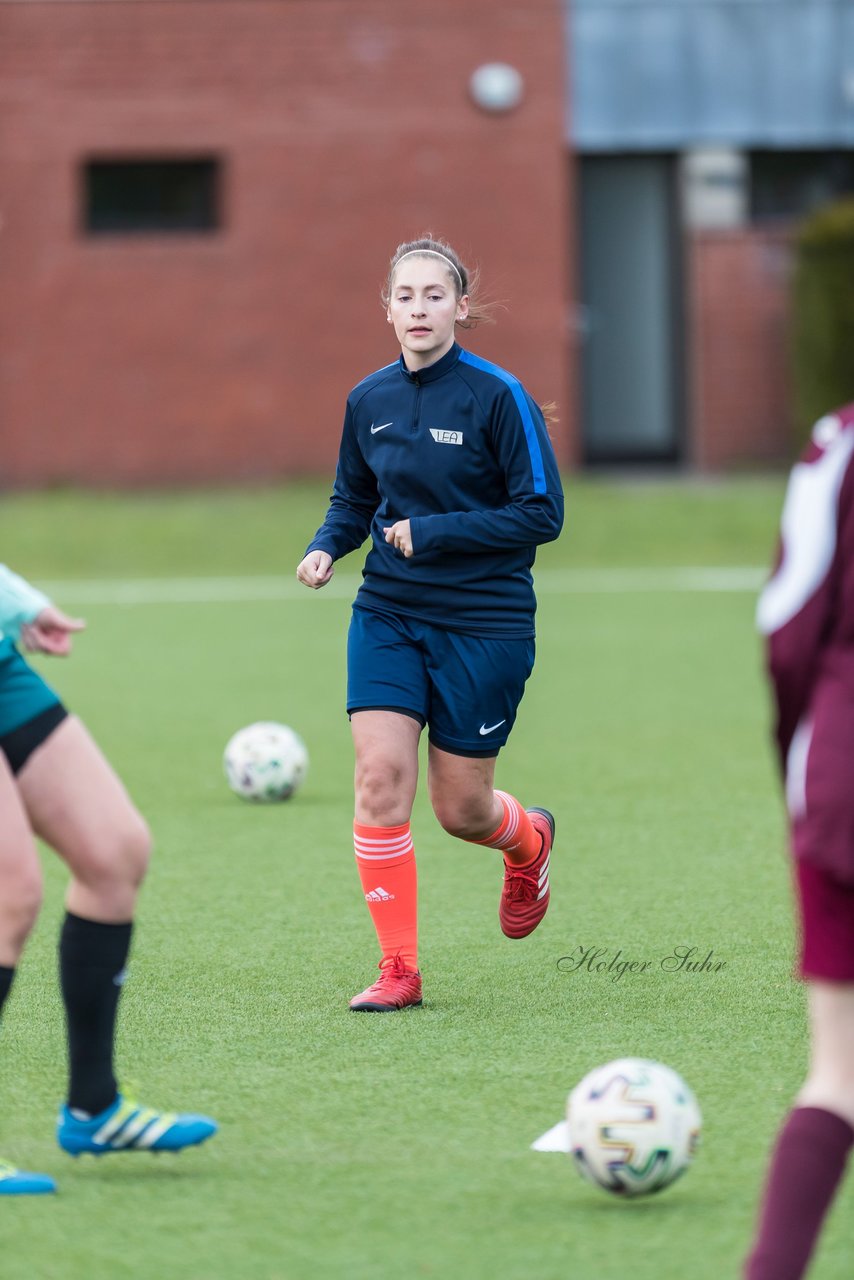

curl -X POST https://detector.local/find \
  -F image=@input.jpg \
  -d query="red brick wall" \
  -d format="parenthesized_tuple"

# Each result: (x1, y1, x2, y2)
(0, 0, 571, 487)
(689, 226, 794, 470)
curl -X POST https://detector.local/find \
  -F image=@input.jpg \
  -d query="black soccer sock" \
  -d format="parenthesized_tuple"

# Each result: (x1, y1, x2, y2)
(0, 965, 15, 1020)
(59, 912, 132, 1116)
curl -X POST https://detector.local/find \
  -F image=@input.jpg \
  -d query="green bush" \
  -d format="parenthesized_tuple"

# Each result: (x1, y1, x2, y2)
(792, 196, 854, 445)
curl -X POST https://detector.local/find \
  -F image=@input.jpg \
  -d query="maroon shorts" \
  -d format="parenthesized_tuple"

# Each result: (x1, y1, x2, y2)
(795, 860, 854, 982)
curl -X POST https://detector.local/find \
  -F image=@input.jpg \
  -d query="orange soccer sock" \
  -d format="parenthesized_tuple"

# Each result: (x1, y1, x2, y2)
(473, 790, 542, 866)
(353, 821, 418, 971)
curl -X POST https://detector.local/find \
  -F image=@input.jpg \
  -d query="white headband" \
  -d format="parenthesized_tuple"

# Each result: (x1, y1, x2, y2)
(393, 249, 464, 290)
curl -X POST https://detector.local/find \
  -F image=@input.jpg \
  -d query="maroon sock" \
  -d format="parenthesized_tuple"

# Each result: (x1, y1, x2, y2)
(745, 1107, 854, 1280)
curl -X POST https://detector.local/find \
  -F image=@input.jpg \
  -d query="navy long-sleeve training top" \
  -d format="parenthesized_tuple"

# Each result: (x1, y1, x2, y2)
(306, 342, 564, 637)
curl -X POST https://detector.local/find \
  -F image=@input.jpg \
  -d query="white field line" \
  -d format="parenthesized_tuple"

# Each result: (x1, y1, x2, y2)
(37, 566, 767, 606)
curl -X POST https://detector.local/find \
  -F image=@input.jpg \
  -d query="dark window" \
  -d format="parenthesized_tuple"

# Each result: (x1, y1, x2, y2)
(83, 158, 220, 234)
(750, 150, 854, 221)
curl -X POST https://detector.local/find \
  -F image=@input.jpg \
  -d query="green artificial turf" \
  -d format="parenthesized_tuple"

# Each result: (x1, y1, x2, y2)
(0, 473, 783, 577)
(3, 475, 851, 1280)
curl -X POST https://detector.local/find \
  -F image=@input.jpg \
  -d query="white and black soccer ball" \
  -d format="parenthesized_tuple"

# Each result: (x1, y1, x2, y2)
(223, 722, 309, 802)
(568, 1058, 701, 1197)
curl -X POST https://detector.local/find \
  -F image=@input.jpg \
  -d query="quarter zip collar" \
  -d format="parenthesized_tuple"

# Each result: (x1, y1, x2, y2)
(398, 342, 462, 385)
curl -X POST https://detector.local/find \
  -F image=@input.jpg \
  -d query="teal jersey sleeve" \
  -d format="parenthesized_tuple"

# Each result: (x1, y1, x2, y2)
(0, 565, 50, 641)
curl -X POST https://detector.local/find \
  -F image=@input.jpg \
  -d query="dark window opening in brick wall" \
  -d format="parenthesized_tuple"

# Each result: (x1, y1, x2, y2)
(750, 150, 854, 222)
(83, 158, 221, 234)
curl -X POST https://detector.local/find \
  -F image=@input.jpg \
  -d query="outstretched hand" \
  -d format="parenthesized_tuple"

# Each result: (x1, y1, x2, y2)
(296, 550, 335, 589)
(19, 605, 86, 657)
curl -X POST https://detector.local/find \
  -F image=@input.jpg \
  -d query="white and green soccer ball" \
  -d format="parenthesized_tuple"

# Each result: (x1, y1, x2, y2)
(223, 722, 308, 802)
(568, 1058, 701, 1197)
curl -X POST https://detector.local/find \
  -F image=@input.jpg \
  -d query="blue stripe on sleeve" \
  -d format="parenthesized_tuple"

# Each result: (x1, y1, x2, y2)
(458, 350, 547, 494)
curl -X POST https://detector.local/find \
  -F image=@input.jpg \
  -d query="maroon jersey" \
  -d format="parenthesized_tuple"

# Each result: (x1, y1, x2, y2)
(757, 402, 854, 882)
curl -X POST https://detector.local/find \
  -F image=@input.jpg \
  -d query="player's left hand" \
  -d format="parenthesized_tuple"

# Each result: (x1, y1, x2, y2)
(383, 520, 414, 558)
(19, 605, 86, 657)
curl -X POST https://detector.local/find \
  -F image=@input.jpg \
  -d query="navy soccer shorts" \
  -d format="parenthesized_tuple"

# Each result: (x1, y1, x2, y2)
(0, 637, 67, 773)
(346, 606, 535, 757)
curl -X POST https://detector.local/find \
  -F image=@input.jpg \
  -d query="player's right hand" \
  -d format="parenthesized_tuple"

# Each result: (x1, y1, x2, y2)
(20, 605, 86, 657)
(296, 550, 334, 589)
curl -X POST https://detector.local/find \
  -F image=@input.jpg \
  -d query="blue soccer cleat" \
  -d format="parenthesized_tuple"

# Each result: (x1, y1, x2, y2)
(57, 1093, 217, 1157)
(0, 1159, 56, 1195)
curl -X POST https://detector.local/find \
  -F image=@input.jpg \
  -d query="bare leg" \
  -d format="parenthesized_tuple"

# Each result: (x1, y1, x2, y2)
(428, 743, 552, 937)
(10, 714, 217, 1147)
(0, 751, 43, 968)
(17, 715, 150, 1115)
(427, 743, 502, 840)
(0, 754, 49, 1189)
(349, 711, 422, 999)
(797, 982, 854, 1127)
(351, 710, 421, 826)
(18, 716, 151, 921)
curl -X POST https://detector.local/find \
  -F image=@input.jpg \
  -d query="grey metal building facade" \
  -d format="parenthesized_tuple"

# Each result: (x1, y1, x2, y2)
(567, 0, 854, 464)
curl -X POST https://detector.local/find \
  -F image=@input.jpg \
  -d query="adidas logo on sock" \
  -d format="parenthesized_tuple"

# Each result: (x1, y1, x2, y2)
(365, 886, 395, 902)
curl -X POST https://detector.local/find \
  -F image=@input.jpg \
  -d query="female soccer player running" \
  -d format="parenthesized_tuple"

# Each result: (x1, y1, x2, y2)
(296, 236, 564, 1011)
(0, 567, 216, 1195)
(746, 404, 854, 1276)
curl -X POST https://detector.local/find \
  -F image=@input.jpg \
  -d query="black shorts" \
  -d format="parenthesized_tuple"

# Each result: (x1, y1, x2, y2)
(0, 703, 69, 775)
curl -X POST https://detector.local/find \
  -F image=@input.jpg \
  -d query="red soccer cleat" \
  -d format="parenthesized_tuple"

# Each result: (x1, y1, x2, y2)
(349, 954, 423, 1012)
(499, 807, 554, 939)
